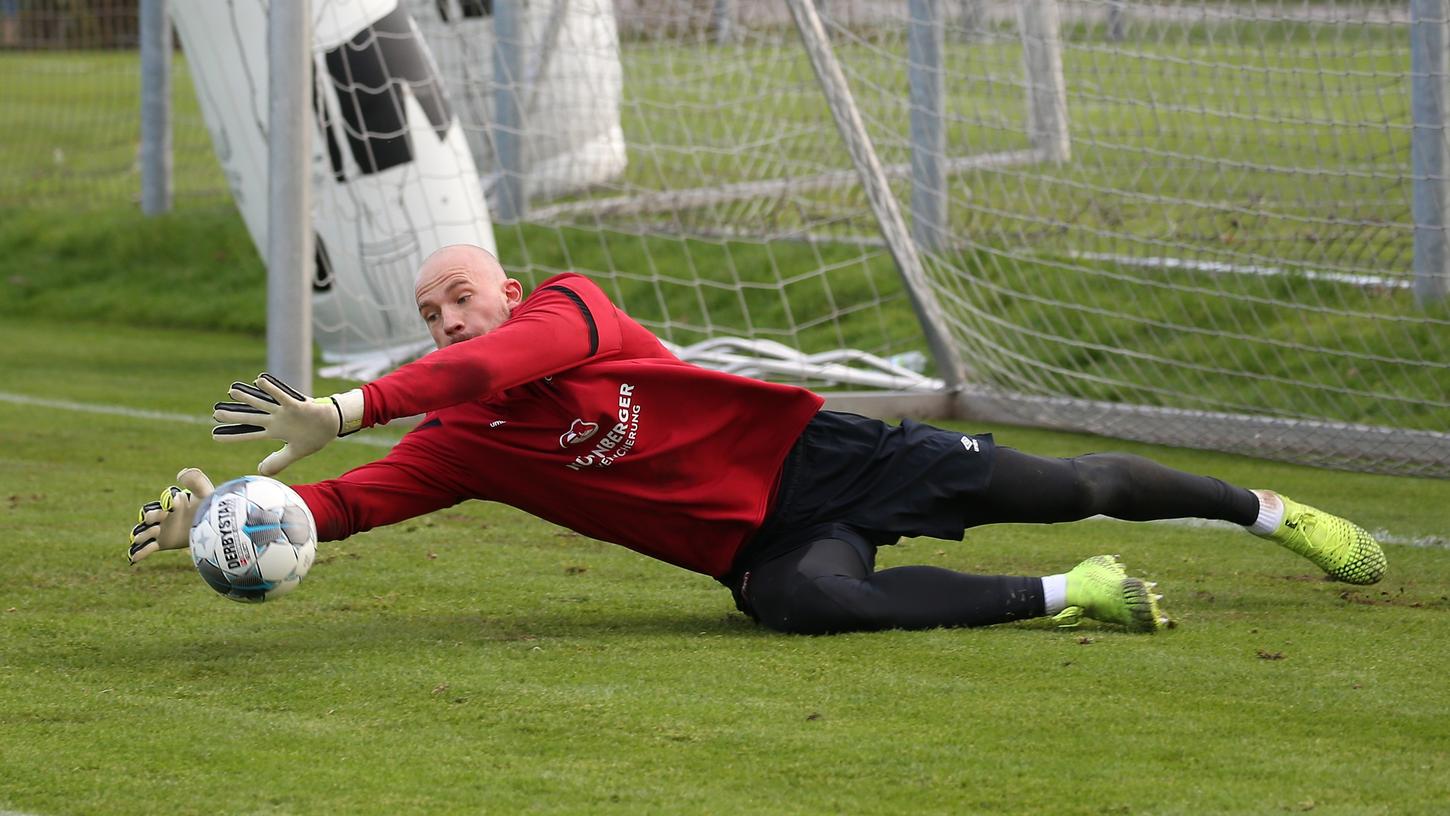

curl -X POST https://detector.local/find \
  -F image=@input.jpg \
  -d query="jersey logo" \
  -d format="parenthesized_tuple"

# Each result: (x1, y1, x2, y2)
(489, 420, 507, 428)
(960, 435, 980, 452)
(559, 418, 600, 447)
(563, 383, 641, 471)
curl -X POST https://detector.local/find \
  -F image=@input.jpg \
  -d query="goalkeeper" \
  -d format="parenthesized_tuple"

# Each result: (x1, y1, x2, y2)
(129, 244, 1386, 635)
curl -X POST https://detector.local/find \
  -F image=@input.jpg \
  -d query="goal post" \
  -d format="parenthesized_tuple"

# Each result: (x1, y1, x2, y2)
(138, 0, 171, 216)
(5, 0, 1449, 476)
(1412, 0, 1450, 307)
(168, 0, 1450, 476)
(264, 0, 313, 390)
(785, 0, 965, 391)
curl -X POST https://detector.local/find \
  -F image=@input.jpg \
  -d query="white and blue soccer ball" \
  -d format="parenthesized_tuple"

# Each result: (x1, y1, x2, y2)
(189, 476, 317, 603)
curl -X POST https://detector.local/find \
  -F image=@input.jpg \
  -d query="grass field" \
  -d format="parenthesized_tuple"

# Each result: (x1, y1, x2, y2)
(4, 202, 1446, 435)
(2, 271, 1450, 814)
(4, 35, 1445, 440)
(2, 24, 1449, 811)
(0, 215, 1444, 811)
(0, 31, 1417, 267)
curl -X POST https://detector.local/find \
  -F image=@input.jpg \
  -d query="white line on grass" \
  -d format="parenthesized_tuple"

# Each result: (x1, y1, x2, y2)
(0, 390, 397, 448)
(1068, 251, 1411, 290)
(5, 390, 1443, 547)
(1128, 516, 1448, 550)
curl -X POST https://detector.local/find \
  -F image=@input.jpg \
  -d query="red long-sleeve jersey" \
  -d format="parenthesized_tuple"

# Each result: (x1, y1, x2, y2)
(292, 272, 824, 578)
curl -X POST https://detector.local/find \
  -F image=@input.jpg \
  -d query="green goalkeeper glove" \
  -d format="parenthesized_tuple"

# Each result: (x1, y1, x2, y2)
(211, 373, 364, 477)
(128, 468, 215, 565)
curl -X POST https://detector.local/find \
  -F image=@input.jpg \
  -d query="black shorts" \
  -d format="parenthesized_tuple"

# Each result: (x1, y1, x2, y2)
(727, 410, 996, 581)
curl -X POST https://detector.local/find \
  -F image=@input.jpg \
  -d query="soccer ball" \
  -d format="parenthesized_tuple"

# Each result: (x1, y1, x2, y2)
(189, 476, 317, 603)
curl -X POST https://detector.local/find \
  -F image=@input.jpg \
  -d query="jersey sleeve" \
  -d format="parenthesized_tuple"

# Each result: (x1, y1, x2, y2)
(290, 438, 465, 542)
(360, 273, 624, 426)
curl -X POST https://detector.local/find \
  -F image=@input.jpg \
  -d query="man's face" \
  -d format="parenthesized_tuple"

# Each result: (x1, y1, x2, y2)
(414, 258, 522, 349)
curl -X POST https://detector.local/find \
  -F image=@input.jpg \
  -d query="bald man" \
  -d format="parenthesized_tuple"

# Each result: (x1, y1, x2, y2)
(129, 245, 1386, 635)
(414, 244, 523, 348)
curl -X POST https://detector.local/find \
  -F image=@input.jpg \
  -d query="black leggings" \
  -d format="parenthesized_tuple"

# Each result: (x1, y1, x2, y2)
(741, 449, 1259, 635)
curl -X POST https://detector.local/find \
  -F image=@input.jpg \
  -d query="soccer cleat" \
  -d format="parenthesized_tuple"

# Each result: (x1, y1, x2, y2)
(1052, 555, 1171, 633)
(1254, 492, 1386, 585)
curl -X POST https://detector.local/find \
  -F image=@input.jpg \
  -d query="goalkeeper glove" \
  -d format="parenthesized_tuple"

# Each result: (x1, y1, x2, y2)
(211, 373, 364, 477)
(128, 468, 215, 565)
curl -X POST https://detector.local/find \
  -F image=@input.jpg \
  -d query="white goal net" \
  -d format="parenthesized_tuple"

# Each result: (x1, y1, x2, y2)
(2, 0, 1447, 476)
(484, 0, 1450, 475)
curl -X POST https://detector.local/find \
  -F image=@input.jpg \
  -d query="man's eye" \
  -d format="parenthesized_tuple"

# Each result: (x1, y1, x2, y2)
(458, 294, 471, 305)
(424, 313, 438, 323)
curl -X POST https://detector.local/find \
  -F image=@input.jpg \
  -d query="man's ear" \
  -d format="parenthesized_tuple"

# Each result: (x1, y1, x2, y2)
(503, 278, 524, 309)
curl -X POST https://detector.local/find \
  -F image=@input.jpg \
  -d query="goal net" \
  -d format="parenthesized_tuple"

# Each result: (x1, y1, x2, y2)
(467, 0, 1450, 475)
(1, 0, 1447, 476)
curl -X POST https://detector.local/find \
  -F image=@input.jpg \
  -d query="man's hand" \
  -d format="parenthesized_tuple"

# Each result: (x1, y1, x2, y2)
(128, 468, 215, 565)
(211, 373, 364, 476)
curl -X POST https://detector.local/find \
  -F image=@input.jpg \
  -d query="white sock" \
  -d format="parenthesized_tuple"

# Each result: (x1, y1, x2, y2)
(1248, 489, 1284, 536)
(1042, 574, 1069, 615)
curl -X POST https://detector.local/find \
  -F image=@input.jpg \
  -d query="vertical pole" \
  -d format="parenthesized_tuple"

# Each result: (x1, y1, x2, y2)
(786, 0, 967, 389)
(524, 0, 570, 115)
(711, 0, 736, 45)
(1018, 0, 1069, 163)
(492, 0, 527, 222)
(1413, 0, 1450, 306)
(267, 0, 313, 389)
(139, 0, 172, 215)
(909, 0, 946, 250)
(959, 0, 983, 41)
(1106, 0, 1125, 42)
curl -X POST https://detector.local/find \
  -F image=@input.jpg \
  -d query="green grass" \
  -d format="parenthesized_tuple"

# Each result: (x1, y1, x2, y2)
(4, 202, 1446, 433)
(0, 30, 1417, 266)
(2, 315, 1449, 815)
(3, 24, 1449, 815)
(616, 34, 1413, 266)
(5, 33, 1446, 437)
(0, 51, 225, 207)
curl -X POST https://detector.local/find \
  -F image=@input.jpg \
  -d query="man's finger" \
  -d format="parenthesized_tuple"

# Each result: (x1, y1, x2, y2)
(258, 445, 301, 477)
(257, 373, 308, 401)
(138, 500, 161, 521)
(226, 386, 280, 413)
(253, 374, 304, 406)
(214, 404, 273, 426)
(138, 501, 163, 528)
(158, 485, 187, 512)
(176, 468, 215, 498)
(128, 540, 160, 564)
(229, 381, 278, 406)
(212, 424, 268, 441)
(128, 517, 160, 564)
(214, 400, 272, 417)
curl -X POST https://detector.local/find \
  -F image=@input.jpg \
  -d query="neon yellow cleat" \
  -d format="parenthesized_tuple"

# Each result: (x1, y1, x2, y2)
(1053, 555, 1171, 633)
(1256, 492, 1386, 585)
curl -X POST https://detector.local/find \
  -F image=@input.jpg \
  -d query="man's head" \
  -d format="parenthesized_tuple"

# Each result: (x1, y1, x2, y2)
(414, 244, 523, 348)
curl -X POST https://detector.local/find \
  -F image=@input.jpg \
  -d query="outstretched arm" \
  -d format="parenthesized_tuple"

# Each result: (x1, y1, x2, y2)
(360, 275, 624, 425)
(212, 274, 624, 476)
(130, 434, 466, 567)
(290, 450, 466, 542)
